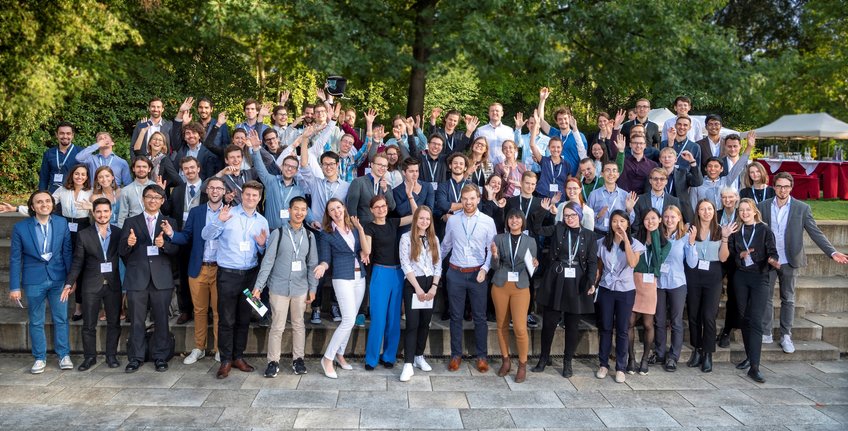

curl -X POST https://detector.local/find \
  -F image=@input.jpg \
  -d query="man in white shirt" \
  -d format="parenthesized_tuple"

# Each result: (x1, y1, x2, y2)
(662, 96, 704, 142)
(474, 103, 514, 165)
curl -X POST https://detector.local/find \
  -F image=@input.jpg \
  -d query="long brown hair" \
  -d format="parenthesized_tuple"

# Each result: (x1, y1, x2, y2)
(322, 198, 352, 233)
(92, 166, 117, 195)
(695, 199, 722, 241)
(410, 206, 439, 265)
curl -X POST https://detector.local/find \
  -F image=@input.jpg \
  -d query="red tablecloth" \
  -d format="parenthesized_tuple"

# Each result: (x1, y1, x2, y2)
(757, 159, 848, 200)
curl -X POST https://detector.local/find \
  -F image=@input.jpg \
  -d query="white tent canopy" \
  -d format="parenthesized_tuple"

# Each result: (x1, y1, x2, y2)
(752, 113, 848, 140)
(647, 108, 740, 137)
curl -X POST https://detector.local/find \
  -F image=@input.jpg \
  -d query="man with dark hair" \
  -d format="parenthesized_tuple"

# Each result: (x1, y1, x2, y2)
(76, 132, 132, 187)
(661, 116, 703, 171)
(236, 98, 269, 137)
(621, 98, 661, 148)
(537, 88, 588, 177)
(130, 97, 174, 156)
(215, 144, 259, 206)
(662, 96, 704, 142)
(171, 99, 226, 181)
(39, 122, 82, 193)
(409, 134, 449, 188)
(249, 133, 309, 230)
(428, 107, 474, 155)
(697, 114, 724, 171)
(197, 97, 231, 152)
(272, 104, 303, 147)
(118, 157, 157, 227)
(347, 153, 396, 225)
(120, 184, 178, 373)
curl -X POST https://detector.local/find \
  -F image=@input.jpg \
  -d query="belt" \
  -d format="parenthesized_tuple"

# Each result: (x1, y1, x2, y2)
(373, 264, 400, 269)
(218, 266, 255, 275)
(201, 262, 218, 267)
(449, 264, 482, 273)
(67, 217, 89, 223)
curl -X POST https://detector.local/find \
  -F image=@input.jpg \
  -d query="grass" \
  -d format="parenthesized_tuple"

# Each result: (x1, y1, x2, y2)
(807, 200, 848, 221)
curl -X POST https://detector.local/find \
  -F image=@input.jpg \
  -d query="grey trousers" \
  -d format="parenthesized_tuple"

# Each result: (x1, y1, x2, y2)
(654, 285, 687, 361)
(764, 265, 798, 338)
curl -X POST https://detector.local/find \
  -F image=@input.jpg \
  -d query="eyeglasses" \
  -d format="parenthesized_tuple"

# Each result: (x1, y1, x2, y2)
(372, 163, 388, 168)
(321, 162, 337, 167)
(636, 104, 650, 109)
(143, 195, 163, 200)
(283, 164, 299, 170)
(207, 186, 226, 192)
(371, 204, 388, 210)
(650, 177, 667, 181)
(564, 213, 579, 219)
(264, 137, 278, 143)
(774, 184, 792, 189)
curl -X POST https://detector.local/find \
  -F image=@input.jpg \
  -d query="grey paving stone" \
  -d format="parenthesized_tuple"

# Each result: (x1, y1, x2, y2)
(46, 369, 107, 387)
(465, 390, 563, 408)
(786, 425, 848, 431)
(794, 387, 848, 405)
(240, 374, 301, 389)
(594, 407, 679, 428)
(202, 389, 259, 407)
(294, 408, 360, 429)
(106, 388, 212, 406)
(95, 371, 182, 388)
(700, 372, 761, 389)
(811, 361, 848, 374)
(68, 406, 136, 427)
(297, 374, 387, 391)
(386, 374, 433, 391)
(698, 427, 789, 431)
(555, 390, 613, 408)
(121, 406, 224, 427)
(430, 376, 509, 392)
(676, 389, 759, 407)
(600, 389, 692, 408)
(761, 362, 830, 375)
(740, 388, 816, 405)
(409, 391, 469, 408)
(458, 408, 514, 428)
(172, 371, 250, 389)
(0, 404, 84, 428)
(664, 406, 743, 427)
(0, 367, 62, 386)
(722, 405, 839, 426)
(215, 406, 299, 428)
(567, 375, 633, 391)
(810, 372, 848, 388)
(46, 386, 121, 405)
(817, 405, 848, 423)
(252, 389, 338, 408)
(0, 384, 64, 403)
(754, 371, 832, 389)
(509, 407, 604, 428)
(336, 391, 408, 409)
(359, 408, 462, 429)
(623, 373, 714, 390)
(504, 372, 576, 392)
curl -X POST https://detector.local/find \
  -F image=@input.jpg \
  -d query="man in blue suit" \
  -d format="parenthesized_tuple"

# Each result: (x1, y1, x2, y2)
(9, 190, 74, 374)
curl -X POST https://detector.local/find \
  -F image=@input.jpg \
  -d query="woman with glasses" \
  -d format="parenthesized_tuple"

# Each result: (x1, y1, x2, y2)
(556, 177, 595, 231)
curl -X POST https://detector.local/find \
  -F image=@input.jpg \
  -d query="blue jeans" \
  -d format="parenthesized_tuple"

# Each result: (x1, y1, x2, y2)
(25, 279, 70, 360)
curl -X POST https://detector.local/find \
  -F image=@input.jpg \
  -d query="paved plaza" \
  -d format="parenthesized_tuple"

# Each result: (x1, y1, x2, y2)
(0, 353, 846, 430)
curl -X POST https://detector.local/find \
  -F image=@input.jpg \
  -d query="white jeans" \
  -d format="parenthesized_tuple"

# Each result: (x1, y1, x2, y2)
(323, 272, 366, 360)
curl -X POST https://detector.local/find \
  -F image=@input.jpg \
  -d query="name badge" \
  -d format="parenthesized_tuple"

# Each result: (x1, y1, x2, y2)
(549, 184, 559, 193)
(146, 246, 159, 256)
(507, 271, 520, 282)
(643, 273, 655, 283)
(239, 241, 251, 252)
(698, 260, 710, 270)
(183, 212, 189, 222)
(564, 267, 576, 278)
(208, 239, 218, 250)
(41, 252, 53, 261)
(744, 255, 754, 267)
(660, 263, 670, 273)
(603, 217, 609, 227)
(53, 174, 64, 183)
(292, 261, 303, 272)
(100, 262, 113, 273)
(279, 209, 290, 219)
(513, 188, 521, 196)
(68, 222, 78, 232)
(430, 182, 438, 190)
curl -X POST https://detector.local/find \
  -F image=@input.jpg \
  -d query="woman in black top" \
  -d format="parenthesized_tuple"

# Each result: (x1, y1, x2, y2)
(739, 161, 776, 205)
(360, 195, 412, 370)
(480, 174, 507, 233)
(529, 200, 598, 378)
(727, 198, 779, 383)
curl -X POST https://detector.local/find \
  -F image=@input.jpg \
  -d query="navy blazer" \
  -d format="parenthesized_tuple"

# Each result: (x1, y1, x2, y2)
(9, 216, 73, 291)
(169, 203, 214, 279)
(171, 120, 222, 181)
(317, 227, 364, 280)
(434, 178, 468, 218)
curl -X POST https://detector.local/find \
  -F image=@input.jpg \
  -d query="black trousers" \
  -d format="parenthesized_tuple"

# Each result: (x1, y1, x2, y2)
(734, 270, 769, 366)
(127, 281, 172, 362)
(402, 276, 434, 363)
(81, 281, 122, 359)
(68, 217, 91, 306)
(217, 267, 258, 362)
(175, 246, 194, 315)
(539, 306, 581, 361)
(686, 263, 723, 353)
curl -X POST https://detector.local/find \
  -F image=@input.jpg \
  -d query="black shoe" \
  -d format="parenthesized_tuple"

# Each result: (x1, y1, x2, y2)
(561, 360, 573, 378)
(78, 357, 96, 371)
(292, 358, 307, 375)
(440, 312, 450, 321)
(106, 356, 120, 368)
(647, 352, 664, 365)
(747, 366, 765, 383)
(639, 358, 649, 376)
(258, 315, 272, 327)
(364, 364, 375, 371)
(176, 312, 193, 325)
(125, 360, 141, 373)
(626, 356, 637, 375)
(735, 358, 751, 370)
(72, 313, 83, 322)
(664, 358, 677, 372)
(717, 332, 731, 349)
(686, 349, 703, 368)
(527, 314, 539, 329)
(379, 359, 395, 369)
(701, 353, 713, 373)
(154, 359, 168, 372)
(531, 357, 551, 373)
(264, 361, 279, 378)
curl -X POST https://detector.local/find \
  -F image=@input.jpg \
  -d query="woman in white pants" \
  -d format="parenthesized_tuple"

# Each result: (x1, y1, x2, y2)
(314, 198, 367, 378)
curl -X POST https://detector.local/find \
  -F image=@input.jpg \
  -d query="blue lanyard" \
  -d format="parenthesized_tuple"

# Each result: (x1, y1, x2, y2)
(56, 145, 74, 168)
(507, 235, 521, 270)
(279, 180, 295, 207)
(98, 227, 111, 261)
(461, 214, 478, 243)
(742, 224, 756, 250)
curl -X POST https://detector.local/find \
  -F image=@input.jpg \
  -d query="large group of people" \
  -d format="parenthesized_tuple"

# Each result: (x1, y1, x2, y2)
(6, 88, 848, 385)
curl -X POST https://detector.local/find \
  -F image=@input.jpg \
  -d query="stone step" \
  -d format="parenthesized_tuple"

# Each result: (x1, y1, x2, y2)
(790, 276, 848, 313)
(803, 312, 848, 353)
(796, 247, 848, 277)
(714, 318, 822, 342)
(803, 220, 848, 248)
(715, 301, 806, 319)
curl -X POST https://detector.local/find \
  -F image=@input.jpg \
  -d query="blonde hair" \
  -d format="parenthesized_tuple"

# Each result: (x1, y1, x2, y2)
(409, 206, 439, 265)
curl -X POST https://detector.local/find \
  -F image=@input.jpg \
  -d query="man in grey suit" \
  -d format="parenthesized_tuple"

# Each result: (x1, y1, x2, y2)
(757, 172, 848, 353)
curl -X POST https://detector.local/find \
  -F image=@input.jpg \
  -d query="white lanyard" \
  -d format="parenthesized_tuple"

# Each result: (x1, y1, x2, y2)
(721, 209, 735, 226)
(450, 178, 463, 203)
(372, 175, 381, 196)
(97, 154, 114, 169)
(549, 159, 563, 181)
(56, 145, 74, 169)
(426, 157, 439, 181)
(240, 213, 257, 242)
(98, 228, 110, 261)
(446, 133, 455, 152)
(507, 235, 522, 271)
(279, 180, 294, 207)
(229, 173, 244, 192)
(566, 231, 581, 266)
(742, 224, 756, 250)
(520, 197, 533, 219)
(582, 176, 600, 202)
(752, 187, 766, 204)
(605, 189, 619, 210)
(462, 214, 478, 243)
(287, 228, 304, 259)
(39, 222, 50, 254)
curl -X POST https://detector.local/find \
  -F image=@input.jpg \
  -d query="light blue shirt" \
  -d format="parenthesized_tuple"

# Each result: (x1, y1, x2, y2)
(251, 150, 311, 229)
(440, 210, 497, 271)
(597, 238, 646, 292)
(298, 167, 350, 222)
(201, 205, 268, 270)
(659, 236, 697, 290)
(514, 128, 550, 173)
(588, 186, 630, 232)
(76, 144, 132, 187)
(202, 204, 222, 264)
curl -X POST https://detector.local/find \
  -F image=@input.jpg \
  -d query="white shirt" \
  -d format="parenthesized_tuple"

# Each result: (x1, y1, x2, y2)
(662, 116, 705, 142)
(475, 122, 514, 166)
(771, 198, 791, 264)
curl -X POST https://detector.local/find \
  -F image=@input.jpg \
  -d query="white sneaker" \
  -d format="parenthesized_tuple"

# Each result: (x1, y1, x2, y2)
(400, 363, 414, 382)
(413, 355, 432, 372)
(780, 335, 796, 353)
(596, 366, 608, 379)
(183, 348, 206, 365)
(615, 370, 626, 383)
(31, 360, 46, 374)
(214, 352, 220, 362)
(762, 334, 774, 344)
(59, 356, 73, 370)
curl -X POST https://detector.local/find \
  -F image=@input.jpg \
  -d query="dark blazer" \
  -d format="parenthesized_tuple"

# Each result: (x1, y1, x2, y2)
(434, 178, 468, 218)
(696, 136, 724, 173)
(665, 165, 703, 224)
(153, 155, 183, 191)
(632, 192, 680, 233)
(490, 232, 537, 288)
(427, 125, 470, 156)
(505, 195, 543, 234)
(317, 228, 364, 280)
(662, 139, 703, 171)
(621, 119, 661, 148)
(392, 180, 435, 217)
(119, 213, 179, 291)
(529, 210, 599, 294)
(165, 181, 208, 231)
(131, 119, 174, 157)
(9, 216, 73, 291)
(169, 203, 214, 278)
(758, 198, 837, 268)
(171, 120, 222, 181)
(65, 224, 122, 290)
(728, 222, 778, 274)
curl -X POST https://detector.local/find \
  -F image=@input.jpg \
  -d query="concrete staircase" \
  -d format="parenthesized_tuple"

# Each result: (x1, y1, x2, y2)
(0, 213, 845, 361)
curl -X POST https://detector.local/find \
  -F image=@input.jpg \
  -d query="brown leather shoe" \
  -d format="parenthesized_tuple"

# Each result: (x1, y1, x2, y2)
(216, 362, 232, 379)
(448, 356, 461, 371)
(496, 357, 511, 377)
(476, 358, 489, 373)
(176, 312, 193, 325)
(514, 361, 527, 383)
(232, 358, 255, 372)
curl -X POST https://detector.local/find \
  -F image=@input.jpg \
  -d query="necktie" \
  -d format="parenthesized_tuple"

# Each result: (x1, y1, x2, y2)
(146, 215, 156, 239)
(189, 184, 196, 198)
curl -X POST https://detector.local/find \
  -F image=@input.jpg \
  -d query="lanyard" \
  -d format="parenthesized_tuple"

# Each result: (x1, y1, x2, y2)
(97, 154, 114, 169)
(721, 209, 735, 226)
(425, 157, 439, 181)
(461, 214, 478, 244)
(39, 222, 50, 254)
(473, 167, 484, 185)
(279, 180, 295, 207)
(322, 180, 340, 202)
(372, 175, 381, 196)
(229, 173, 244, 192)
(450, 178, 463, 202)
(549, 159, 563, 182)
(520, 197, 533, 219)
(566, 231, 581, 266)
(753, 187, 766, 204)
(508, 235, 522, 270)
(56, 145, 74, 169)
(582, 176, 600, 202)
(287, 228, 304, 259)
(605, 189, 619, 211)
(742, 224, 756, 250)
(240, 213, 258, 242)
(98, 227, 110, 261)
(666, 173, 675, 194)
(446, 133, 455, 152)
(644, 247, 653, 268)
